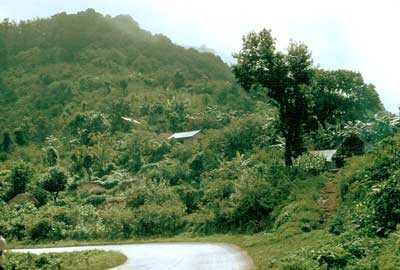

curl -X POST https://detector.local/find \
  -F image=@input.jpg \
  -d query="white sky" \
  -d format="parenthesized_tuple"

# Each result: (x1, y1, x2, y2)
(0, 0, 399, 113)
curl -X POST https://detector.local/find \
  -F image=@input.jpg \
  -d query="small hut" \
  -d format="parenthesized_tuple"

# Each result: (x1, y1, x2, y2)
(168, 130, 201, 144)
(311, 149, 338, 170)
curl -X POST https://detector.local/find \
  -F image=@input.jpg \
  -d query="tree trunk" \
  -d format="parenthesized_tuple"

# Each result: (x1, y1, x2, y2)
(284, 137, 293, 167)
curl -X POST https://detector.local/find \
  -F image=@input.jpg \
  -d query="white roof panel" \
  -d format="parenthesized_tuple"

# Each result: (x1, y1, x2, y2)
(121, 117, 141, 124)
(311, 149, 337, 162)
(168, 130, 201, 139)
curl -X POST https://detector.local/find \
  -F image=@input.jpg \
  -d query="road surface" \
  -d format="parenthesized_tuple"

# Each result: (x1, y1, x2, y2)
(13, 243, 253, 270)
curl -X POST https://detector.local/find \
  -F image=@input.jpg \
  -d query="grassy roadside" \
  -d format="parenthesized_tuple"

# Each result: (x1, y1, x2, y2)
(7, 232, 335, 270)
(7, 172, 335, 270)
(5, 250, 127, 270)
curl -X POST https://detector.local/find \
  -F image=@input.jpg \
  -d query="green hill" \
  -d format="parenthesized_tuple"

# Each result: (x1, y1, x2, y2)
(0, 9, 271, 240)
(0, 9, 399, 270)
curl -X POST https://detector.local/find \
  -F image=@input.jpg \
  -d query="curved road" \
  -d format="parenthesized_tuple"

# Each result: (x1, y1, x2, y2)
(13, 243, 253, 270)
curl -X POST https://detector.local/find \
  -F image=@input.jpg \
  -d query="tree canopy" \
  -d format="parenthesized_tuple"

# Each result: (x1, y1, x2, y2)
(233, 29, 314, 166)
(310, 69, 384, 128)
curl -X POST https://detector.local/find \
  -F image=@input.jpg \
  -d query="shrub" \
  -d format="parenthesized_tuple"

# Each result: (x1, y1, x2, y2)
(101, 208, 135, 239)
(31, 186, 49, 206)
(14, 128, 27, 145)
(42, 167, 68, 202)
(174, 183, 202, 213)
(311, 245, 350, 269)
(209, 114, 277, 159)
(46, 146, 59, 166)
(85, 195, 106, 207)
(27, 219, 63, 241)
(7, 163, 32, 200)
(132, 202, 185, 236)
(293, 152, 326, 176)
(126, 192, 145, 209)
(367, 170, 400, 236)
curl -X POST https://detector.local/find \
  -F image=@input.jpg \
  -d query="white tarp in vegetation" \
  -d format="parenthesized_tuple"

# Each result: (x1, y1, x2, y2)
(168, 130, 201, 140)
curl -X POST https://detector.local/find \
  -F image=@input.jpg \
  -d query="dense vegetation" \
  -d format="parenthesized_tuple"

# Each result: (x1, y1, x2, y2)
(0, 9, 399, 270)
(266, 134, 400, 270)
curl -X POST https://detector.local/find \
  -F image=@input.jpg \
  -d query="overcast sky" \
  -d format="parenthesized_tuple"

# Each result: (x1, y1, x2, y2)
(0, 0, 399, 113)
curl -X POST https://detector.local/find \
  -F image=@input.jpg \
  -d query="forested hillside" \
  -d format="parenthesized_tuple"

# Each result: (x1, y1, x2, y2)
(0, 9, 399, 270)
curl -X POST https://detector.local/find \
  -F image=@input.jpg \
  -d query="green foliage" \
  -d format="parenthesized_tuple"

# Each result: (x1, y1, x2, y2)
(109, 99, 132, 132)
(275, 200, 323, 235)
(132, 202, 185, 236)
(174, 183, 202, 213)
(68, 112, 110, 145)
(82, 153, 94, 180)
(293, 152, 326, 176)
(6, 164, 32, 200)
(310, 70, 384, 128)
(0, 77, 17, 105)
(172, 71, 185, 88)
(336, 135, 400, 236)
(31, 186, 49, 207)
(1, 131, 13, 153)
(209, 114, 278, 159)
(28, 219, 62, 241)
(187, 151, 291, 233)
(233, 30, 314, 166)
(0, 11, 393, 267)
(14, 128, 27, 146)
(42, 167, 68, 202)
(45, 147, 59, 167)
(118, 79, 128, 91)
(85, 195, 106, 207)
(368, 169, 400, 235)
(5, 250, 126, 270)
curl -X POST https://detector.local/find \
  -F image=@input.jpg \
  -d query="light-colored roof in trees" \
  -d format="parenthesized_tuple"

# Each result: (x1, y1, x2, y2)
(121, 117, 141, 124)
(168, 130, 201, 139)
(311, 149, 337, 162)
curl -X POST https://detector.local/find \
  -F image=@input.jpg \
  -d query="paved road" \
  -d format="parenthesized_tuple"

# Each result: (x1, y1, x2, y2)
(13, 243, 253, 270)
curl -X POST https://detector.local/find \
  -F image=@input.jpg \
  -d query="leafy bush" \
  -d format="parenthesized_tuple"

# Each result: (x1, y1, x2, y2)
(27, 219, 63, 241)
(6, 164, 32, 200)
(367, 170, 400, 236)
(85, 195, 106, 206)
(132, 202, 185, 236)
(209, 114, 278, 159)
(293, 153, 326, 176)
(310, 245, 350, 269)
(31, 186, 49, 206)
(101, 208, 135, 239)
(41, 167, 68, 202)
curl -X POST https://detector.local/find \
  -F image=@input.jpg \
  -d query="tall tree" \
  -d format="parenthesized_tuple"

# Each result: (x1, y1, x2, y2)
(233, 29, 314, 166)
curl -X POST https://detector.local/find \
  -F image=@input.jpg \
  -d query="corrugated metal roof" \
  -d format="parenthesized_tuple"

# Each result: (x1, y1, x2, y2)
(168, 130, 201, 139)
(311, 149, 337, 162)
(121, 117, 141, 124)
